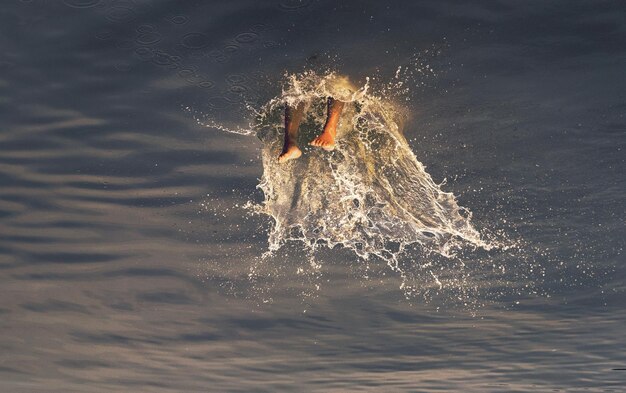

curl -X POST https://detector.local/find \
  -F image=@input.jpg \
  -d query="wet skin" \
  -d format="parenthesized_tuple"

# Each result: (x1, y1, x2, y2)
(278, 97, 345, 163)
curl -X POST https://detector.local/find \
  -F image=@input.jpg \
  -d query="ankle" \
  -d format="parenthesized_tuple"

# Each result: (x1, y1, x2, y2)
(283, 142, 298, 150)
(322, 126, 336, 136)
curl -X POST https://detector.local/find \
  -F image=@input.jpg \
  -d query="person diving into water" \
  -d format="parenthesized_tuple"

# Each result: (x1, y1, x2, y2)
(278, 97, 346, 163)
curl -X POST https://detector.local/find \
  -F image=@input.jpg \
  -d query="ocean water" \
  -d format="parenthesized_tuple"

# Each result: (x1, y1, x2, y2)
(1, 0, 625, 392)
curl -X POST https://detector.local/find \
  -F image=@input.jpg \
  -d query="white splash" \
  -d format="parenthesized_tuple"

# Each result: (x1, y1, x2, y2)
(252, 72, 495, 259)
(199, 71, 505, 301)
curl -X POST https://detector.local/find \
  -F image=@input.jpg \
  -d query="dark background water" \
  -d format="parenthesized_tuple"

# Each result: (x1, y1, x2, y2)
(1, 0, 625, 391)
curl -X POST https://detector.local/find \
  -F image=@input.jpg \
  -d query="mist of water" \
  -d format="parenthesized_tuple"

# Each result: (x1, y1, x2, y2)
(196, 71, 511, 301)
(257, 72, 495, 254)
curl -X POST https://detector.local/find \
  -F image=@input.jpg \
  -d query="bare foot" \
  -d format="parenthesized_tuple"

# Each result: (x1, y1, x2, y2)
(309, 131, 335, 151)
(310, 97, 343, 151)
(278, 145, 302, 163)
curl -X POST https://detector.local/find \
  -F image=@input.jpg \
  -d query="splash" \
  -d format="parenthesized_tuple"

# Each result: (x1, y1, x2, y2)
(253, 73, 495, 258)
(196, 71, 505, 301)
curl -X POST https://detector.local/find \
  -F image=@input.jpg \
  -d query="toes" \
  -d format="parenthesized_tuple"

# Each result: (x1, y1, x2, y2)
(309, 137, 336, 150)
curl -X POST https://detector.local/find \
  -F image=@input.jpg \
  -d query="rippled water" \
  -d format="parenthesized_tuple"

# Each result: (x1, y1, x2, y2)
(1, 1, 625, 392)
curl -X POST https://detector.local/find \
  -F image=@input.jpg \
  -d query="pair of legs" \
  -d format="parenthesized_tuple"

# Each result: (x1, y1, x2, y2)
(278, 97, 345, 163)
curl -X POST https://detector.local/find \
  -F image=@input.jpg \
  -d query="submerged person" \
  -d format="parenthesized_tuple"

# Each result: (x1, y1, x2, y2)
(278, 97, 345, 163)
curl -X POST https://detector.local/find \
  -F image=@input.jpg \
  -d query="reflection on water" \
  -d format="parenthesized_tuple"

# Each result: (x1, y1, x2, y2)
(1, 0, 625, 391)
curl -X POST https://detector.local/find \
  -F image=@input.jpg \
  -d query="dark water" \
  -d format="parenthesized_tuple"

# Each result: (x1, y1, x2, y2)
(1, 0, 625, 391)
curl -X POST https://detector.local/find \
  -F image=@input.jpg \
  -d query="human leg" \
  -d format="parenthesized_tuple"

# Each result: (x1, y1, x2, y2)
(309, 97, 344, 151)
(278, 101, 305, 163)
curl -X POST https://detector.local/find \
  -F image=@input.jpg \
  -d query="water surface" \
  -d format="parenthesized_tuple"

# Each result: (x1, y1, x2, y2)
(1, 1, 625, 391)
